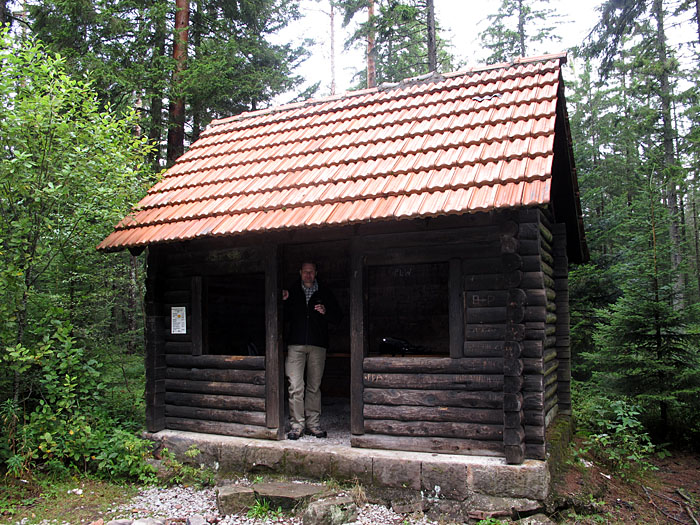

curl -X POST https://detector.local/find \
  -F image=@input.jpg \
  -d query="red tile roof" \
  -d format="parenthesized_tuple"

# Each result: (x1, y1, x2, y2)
(99, 53, 573, 251)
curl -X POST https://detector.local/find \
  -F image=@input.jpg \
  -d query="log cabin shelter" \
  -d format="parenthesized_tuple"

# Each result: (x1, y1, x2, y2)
(99, 53, 587, 465)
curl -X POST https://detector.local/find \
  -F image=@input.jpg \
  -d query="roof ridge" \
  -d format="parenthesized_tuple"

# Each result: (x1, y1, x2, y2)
(207, 53, 567, 131)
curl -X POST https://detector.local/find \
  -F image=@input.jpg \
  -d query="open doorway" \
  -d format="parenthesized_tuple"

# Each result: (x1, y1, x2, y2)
(282, 241, 351, 441)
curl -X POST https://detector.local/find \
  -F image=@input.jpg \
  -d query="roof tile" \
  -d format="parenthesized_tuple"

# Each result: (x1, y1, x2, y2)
(100, 54, 569, 250)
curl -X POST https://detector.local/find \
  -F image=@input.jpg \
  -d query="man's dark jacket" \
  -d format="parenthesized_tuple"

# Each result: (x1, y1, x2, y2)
(284, 280, 342, 349)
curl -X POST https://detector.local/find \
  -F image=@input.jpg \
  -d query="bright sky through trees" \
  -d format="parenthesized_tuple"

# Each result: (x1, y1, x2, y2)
(275, 0, 695, 101)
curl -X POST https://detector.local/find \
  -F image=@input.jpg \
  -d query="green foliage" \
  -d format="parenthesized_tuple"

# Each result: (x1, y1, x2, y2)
(158, 446, 216, 488)
(574, 384, 658, 477)
(247, 498, 284, 520)
(480, 0, 563, 64)
(0, 29, 154, 482)
(340, 0, 454, 85)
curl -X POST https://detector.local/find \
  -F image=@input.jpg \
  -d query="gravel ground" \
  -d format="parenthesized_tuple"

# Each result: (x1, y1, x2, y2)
(109, 484, 440, 525)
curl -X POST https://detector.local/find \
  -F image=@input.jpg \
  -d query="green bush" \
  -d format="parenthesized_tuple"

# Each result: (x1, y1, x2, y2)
(573, 383, 657, 477)
(1, 322, 154, 482)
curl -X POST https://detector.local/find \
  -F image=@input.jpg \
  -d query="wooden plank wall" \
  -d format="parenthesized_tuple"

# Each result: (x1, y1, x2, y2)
(355, 213, 513, 456)
(144, 243, 277, 439)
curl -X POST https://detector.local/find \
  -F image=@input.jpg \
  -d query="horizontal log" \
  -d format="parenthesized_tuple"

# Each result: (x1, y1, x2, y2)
(165, 417, 278, 439)
(351, 434, 504, 456)
(522, 340, 543, 358)
(541, 250, 554, 266)
(544, 348, 557, 364)
(462, 254, 522, 274)
(545, 404, 559, 427)
(363, 388, 503, 409)
(166, 368, 265, 384)
(363, 357, 503, 374)
(518, 239, 541, 255)
(362, 224, 502, 252)
(523, 391, 543, 411)
(523, 410, 544, 427)
(524, 306, 547, 322)
(525, 443, 546, 460)
(464, 341, 504, 357)
(467, 307, 506, 323)
(165, 405, 265, 426)
(165, 391, 265, 411)
(525, 425, 545, 444)
(364, 404, 503, 424)
(521, 256, 542, 272)
(364, 373, 503, 391)
(165, 379, 265, 397)
(466, 323, 524, 341)
(466, 291, 508, 308)
(464, 271, 522, 290)
(364, 419, 502, 441)
(364, 242, 499, 265)
(166, 354, 265, 370)
(523, 357, 543, 374)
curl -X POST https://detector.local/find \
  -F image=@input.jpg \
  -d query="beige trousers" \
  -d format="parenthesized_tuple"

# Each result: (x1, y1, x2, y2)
(286, 345, 326, 431)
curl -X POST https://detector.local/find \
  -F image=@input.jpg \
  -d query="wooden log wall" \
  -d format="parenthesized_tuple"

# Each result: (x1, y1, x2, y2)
(553, 223, 571, 416)
(164, 354, 275, 439)
(359, 357, 504, 456)
(518, 209, 559, 459)
(145, 242, 278, 439)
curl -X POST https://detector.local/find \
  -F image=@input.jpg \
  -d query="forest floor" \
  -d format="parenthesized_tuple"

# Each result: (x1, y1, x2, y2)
(549, 443, 700, 524)
(1, 447, 699, 524)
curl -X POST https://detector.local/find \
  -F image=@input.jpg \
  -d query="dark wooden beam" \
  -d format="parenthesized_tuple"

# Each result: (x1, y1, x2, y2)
(264, 243, 284, 437)
(350, 237, 366, 435)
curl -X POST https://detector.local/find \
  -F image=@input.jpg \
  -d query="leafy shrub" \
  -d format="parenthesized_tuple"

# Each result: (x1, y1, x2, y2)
(158, 446, 215, 488)
(0, 322, 155, 482)
(574, 384, 657, 477)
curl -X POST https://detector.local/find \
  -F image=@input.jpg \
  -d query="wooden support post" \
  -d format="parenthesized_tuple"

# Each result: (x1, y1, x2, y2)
(350, 237, 366, 435)
(265, 243, 284, 437)
(449, 258, 465, 358)
(145, 247, 166, 432)
(191, 276, 203, 356)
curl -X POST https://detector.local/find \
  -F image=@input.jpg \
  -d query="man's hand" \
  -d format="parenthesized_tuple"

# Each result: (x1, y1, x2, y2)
(314, 304, 326, 315)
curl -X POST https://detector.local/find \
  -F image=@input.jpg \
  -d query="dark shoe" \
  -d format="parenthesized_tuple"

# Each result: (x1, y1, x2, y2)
(287, 428, 303, 440)
(305, 427, 327, 438)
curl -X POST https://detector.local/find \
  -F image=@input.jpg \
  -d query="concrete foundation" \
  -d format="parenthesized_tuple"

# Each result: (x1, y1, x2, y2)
(145, 428, 564, 521)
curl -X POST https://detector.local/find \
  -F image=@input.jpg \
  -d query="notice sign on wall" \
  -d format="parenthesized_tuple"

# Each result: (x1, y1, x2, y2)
(171, 306, 186, 334)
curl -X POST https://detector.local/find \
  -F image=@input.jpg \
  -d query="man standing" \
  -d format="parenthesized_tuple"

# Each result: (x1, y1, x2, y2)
(283, 262, 342, 440)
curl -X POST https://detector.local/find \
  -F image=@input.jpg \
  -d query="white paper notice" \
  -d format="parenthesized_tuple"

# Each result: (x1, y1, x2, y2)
(171, 306, 186, 334)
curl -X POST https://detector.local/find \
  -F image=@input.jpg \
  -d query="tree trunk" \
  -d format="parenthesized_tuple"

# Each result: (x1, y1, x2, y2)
(330, 0, 336, 95)
(167, 0, 189, 164)
(148, 1, 167, 170)
(426, 0, 437, 72)
(367, 0, 376, 88)
(652, 0, 684, 308)
(517, 0, 526, 56)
